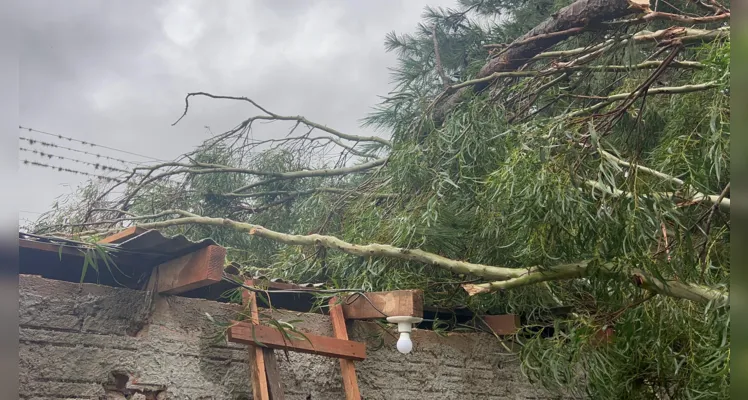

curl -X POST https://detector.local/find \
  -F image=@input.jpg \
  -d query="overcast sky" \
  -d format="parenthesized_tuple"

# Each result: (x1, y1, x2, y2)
(17, 0, 457, 226)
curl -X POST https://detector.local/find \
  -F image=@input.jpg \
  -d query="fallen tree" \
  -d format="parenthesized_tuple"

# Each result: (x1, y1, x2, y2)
(32, 0, 731, 398)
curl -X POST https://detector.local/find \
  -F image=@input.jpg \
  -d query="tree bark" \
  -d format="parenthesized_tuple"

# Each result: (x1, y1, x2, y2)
(432, 0, 649, 125)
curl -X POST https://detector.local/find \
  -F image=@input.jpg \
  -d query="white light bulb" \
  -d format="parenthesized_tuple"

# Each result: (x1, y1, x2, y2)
(396, 332, 413, 354)
(387, 316, 422, 355)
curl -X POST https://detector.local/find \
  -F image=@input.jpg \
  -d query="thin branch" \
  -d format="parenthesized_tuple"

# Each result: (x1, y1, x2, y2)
(598, 149, 730, 211)
(699, 184, 731, 276)
(172, 92, 392, 147)
(599, 150, 684, 186)
(231, 157, 387, 194)
(563, 81, 719, 118)
(532, 27, 729, 60)
(431, 24, 451, 89)
(689, 0, 729, 14)
(584, 180, 730, 210)
(220, 187, 397, 199)
(610, 11, 730, 25)
(449, 60, 703, 91)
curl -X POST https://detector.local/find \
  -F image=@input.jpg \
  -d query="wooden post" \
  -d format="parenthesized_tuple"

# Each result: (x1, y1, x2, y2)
(242, 281, 270, 400)
(329, 297, 362, 400)
(263, 348, 285, 400)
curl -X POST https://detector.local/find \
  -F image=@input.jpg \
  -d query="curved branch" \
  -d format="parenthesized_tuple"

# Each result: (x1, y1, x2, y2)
(78, 212, 727, 306)
(85, 212, 524, 280)
(173, 92, 392, 147)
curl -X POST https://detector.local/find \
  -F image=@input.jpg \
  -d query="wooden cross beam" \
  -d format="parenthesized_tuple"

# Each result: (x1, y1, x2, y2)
(227, 322, 366, 360)
(228, 283, 424, 400)
(231, 281, 367, 400)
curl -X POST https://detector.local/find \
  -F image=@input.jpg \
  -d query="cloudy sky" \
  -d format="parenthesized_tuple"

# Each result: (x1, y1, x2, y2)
(17, 0, 457, 226)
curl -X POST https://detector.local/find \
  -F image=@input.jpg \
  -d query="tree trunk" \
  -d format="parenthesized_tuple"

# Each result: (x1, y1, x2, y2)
(432, 0, 650, 125)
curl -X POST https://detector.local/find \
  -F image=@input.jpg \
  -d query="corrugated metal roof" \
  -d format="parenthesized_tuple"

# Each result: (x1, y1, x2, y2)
(19, 229, 326, 292)
(115, 229, 217, 262)
(20, 229, 217, 266)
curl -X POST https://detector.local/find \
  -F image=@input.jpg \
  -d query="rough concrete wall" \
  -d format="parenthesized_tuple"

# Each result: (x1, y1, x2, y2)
(19, 275, 558, 400)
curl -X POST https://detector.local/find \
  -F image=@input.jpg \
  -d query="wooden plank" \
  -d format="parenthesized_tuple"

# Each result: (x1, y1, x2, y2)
(482, 314, 521, 335)
(98, 227, 145, 244)
(263, 348, 285, 400)
(329, 298, 361, 400)
(341, 290, 423, 320)
(227, 322, 367, 361)
(243, 283, 270, 400)
(150, 245, 225, 294)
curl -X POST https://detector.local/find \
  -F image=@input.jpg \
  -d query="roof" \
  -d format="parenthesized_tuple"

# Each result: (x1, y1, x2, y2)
(18, 229, 217, 289)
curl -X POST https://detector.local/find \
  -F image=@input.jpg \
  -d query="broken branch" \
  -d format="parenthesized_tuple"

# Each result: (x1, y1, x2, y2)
(462, 261, 727, 306)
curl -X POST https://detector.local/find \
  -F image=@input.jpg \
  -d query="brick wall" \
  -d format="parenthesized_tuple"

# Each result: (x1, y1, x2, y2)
(18, 275, 561, 399)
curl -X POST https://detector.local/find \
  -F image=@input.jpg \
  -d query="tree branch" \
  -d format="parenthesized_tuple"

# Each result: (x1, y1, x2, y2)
(230, 157, 387, 194)
(173, 92, 392, 147)
(563, 81, 719, 118)
(449, 60, 703, 91)
(483, 27, 585, 50)
(584, 180, 730, 211)
(82, 211, 526, 280)
(432, 0, 649, 125)
(431, 24, 452, 89)
(220, 187, 397, 199)
(610, 11, 730, 25)
(72, 211, 727, 306)
(462, 261, 727, 306)
(531, 27, 728, 61)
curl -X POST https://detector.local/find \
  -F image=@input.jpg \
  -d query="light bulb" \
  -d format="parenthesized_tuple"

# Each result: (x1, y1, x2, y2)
(387, 316, 422, 355)
(396, 332, 413, 354)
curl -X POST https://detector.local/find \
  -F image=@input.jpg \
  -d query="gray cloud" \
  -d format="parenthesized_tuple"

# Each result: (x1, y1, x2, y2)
(18, 0, 457, 224)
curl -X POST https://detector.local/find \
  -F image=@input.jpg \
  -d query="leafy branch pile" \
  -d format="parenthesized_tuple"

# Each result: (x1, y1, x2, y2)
(35, 0, 730, 398)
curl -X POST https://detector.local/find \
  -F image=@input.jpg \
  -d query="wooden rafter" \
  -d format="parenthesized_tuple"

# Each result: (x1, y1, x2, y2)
(341, 290, 423, 320)
(149, 245, 225, 294)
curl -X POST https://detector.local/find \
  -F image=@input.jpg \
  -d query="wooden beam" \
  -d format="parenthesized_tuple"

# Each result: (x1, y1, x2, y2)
(329, 298, 361, 400)
(263, 348, 285, 400)
(341, 290, 423, 320)
(150, 245, 225, 294)
(243, 284, 270, 400)
(227, 322, 366, 361)
(98, 227, 145, 244)
(482, 314, 520, 335)
(19, 239, 85, 258)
